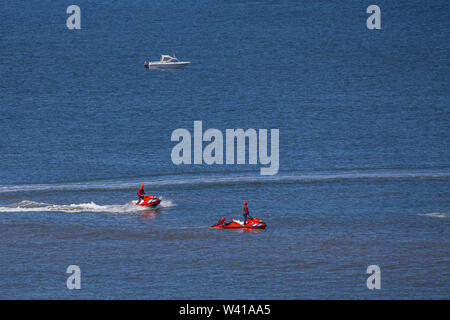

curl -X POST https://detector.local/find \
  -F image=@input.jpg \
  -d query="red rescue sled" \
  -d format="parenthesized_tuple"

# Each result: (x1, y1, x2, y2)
(131, 194, 161, 208)
(212, 217, 266, 229)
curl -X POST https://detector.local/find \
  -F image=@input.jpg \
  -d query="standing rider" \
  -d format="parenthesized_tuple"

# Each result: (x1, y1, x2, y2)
(243, 201, 251, 224)
(137, 184, 146, 204)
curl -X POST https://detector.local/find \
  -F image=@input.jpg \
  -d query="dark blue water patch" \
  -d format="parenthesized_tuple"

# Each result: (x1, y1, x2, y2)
(0, 0, 448, 299)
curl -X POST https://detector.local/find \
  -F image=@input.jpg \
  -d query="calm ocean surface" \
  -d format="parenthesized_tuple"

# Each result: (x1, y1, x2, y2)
(0, 0, 448, 299)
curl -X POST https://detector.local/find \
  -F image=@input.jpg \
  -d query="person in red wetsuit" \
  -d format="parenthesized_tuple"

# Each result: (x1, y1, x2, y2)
(243, 201, 251, 224)
(137, 184, 146, 204)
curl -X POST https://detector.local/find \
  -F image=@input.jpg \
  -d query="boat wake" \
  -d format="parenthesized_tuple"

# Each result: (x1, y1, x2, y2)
(0, 198, 174, 214)
(0, 168, 448, 195)
(417, 212, 448, 219)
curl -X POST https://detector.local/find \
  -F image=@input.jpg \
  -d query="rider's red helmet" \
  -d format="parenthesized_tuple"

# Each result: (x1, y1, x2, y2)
(140, 184, 144, 188)
(243, 201, 247, 205)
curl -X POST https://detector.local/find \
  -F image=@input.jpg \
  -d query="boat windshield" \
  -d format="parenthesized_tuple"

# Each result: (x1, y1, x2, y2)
(161, 55, 178, 62)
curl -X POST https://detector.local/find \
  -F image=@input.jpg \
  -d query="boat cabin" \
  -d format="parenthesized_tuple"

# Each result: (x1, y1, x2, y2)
(160, 55, 178, 62)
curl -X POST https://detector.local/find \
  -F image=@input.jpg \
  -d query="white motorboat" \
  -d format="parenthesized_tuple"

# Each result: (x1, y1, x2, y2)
(144, 54, 191, 69)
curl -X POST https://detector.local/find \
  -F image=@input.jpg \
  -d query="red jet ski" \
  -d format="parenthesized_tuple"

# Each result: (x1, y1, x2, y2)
(212, 217, 266, 229)
(131, 194, 161, 208)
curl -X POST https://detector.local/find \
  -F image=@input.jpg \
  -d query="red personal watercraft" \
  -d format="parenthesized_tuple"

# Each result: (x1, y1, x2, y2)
(212, 217, 267, 229)
(131, 194, 161, 208)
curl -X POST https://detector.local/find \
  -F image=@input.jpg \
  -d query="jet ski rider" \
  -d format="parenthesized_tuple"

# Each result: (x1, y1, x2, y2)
(243, 201, 251, 224)
(137, 184, 146, 204)
(215, 217, 226, 227)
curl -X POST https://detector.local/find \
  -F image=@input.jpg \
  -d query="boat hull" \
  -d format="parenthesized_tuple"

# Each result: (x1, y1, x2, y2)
(145, 62, 191, 69)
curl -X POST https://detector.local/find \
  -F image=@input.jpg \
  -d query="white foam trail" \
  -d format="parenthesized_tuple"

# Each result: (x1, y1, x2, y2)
(0, 168, 448, 194)
(159, 197, 175, 208)
(0, 200, 168, 214)
(417, 212, 448, 219)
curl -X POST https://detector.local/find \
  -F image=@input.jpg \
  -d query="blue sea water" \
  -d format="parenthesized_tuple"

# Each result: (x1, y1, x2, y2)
(0, 0, 449, 299)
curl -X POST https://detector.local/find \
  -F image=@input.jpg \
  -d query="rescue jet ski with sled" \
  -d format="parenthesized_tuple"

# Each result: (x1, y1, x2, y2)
(211, 216, 267, 229)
